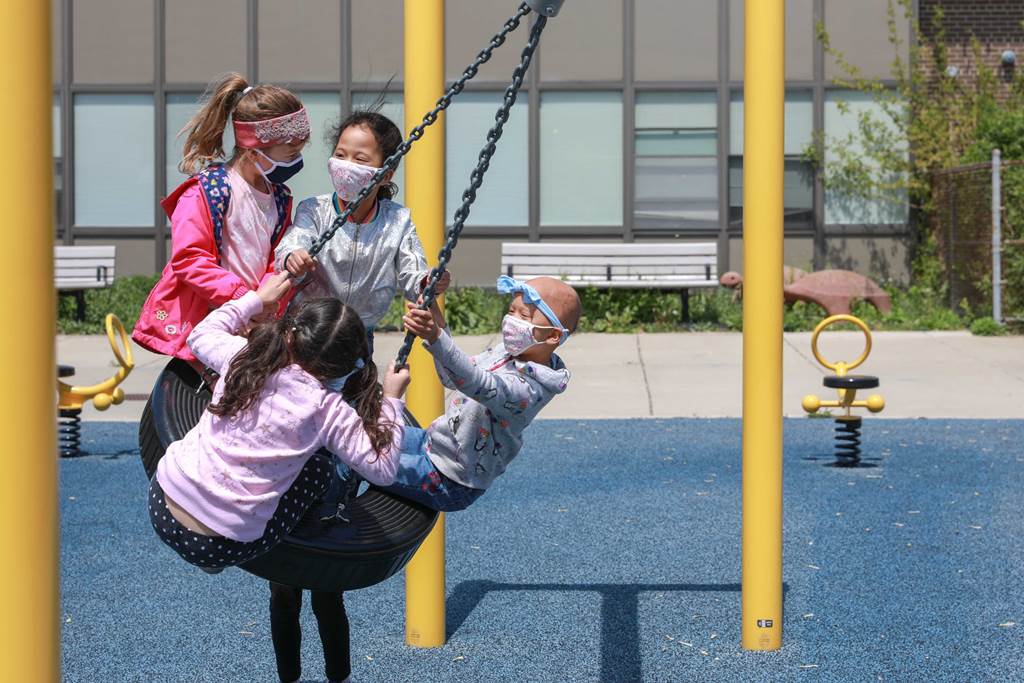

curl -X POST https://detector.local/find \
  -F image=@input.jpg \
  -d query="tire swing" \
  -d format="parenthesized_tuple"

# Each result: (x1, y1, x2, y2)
(138, 1, 559, 592)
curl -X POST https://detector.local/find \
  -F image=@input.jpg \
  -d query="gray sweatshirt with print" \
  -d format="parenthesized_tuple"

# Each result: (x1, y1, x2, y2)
(423, 330, 570, 490)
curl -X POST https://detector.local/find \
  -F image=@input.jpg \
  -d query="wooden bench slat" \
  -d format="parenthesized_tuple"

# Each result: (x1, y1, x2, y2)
(501, 242, 716, 257)
(56, 279, 114, 290)
(502, 255, 717, 267)
(559, 278, 719, 288)
(54, 246, 116, 258)
(507, 264, 715, 276)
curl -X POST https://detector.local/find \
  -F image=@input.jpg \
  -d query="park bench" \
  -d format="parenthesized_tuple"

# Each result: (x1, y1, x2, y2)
(500, 242, 719, 323)
(55, 245, 116, 321)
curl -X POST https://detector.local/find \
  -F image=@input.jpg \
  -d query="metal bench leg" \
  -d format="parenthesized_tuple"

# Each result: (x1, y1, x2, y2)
(75, 291, 86, 322)
(680, 289, 690, 324)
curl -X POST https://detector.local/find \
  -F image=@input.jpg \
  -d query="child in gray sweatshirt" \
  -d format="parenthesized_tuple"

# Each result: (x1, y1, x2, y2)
(385, 275, 581, 511)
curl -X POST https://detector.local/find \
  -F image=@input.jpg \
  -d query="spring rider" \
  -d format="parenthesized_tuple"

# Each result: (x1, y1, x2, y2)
(801, 314, 885, 467)
(57, 313, 134, 457)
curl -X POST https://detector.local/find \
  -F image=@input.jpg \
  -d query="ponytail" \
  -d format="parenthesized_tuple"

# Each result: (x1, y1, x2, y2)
(207, 317, 292, 418)
(179, 72, 305, 176)
(179, 73, 250, 175)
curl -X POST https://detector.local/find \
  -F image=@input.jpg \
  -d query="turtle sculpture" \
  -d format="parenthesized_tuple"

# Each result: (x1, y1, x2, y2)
(719, 267, 892, 316)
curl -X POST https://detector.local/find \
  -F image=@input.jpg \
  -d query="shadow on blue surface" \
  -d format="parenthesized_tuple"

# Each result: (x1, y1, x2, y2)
(447, 580, 784, 681)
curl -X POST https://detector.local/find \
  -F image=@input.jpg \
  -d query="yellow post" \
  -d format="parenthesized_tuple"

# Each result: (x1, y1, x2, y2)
(0, 1, 58, 680)
(403, 0, 447, 648)
(741, 0, 785, 651)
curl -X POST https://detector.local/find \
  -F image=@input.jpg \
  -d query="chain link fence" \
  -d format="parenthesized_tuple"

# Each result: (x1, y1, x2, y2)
(932, 157, 1024, 322)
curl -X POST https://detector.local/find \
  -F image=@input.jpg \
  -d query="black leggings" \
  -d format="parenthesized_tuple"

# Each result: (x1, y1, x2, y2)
(270, 582, 351, 683)
(149, 453, 333, 570)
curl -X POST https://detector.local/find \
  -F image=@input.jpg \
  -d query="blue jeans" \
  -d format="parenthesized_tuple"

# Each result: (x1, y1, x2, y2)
(337, 428, 485, 512)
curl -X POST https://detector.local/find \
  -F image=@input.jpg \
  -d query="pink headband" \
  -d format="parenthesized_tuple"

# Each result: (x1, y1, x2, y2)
(233, 107, 311, 149)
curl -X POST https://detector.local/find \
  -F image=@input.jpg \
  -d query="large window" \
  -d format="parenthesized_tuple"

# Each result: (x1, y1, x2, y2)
(634, 92, 718, 231)
(540, 92, 623, 227)
(165, 94, 237, 196)
(74, 95, 154, 227)
(824, 90, 907, 225)
(728, 91, 815, 230)
(445, 93, 528, 227)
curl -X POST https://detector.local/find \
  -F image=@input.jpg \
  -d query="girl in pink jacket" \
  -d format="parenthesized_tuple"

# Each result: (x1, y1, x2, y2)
(149, 271, 410, 569)
(133, 73, 310, 371)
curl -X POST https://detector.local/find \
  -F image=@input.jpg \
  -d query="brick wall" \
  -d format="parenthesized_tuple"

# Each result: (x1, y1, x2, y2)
(919, 0, 1024, 93)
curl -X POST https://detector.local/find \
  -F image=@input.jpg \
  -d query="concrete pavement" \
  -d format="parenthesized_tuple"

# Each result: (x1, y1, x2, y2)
(57, 330, 1024, 421)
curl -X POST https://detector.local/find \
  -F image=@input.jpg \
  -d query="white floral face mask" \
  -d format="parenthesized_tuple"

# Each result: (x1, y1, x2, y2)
(501, 315, 561, 356)
(328, 157, 380, 202)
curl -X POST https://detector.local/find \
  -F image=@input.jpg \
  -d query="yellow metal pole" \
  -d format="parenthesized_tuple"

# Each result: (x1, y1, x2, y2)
(0, 1, 58, 680)
(741, 0, 785, 651)
(403, 0, 447, 648)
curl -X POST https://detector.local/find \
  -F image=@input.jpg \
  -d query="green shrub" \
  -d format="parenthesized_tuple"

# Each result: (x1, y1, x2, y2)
(56, 277, 976, 336)
(57, 275, 159, 334)
(969, 316, 1005, 336)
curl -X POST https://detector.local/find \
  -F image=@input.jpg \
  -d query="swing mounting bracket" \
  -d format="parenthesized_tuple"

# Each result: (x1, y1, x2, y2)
(526, 0, 564, 17)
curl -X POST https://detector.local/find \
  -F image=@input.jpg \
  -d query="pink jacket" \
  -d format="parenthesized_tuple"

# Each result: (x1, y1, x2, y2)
(133, 170, 292, 361)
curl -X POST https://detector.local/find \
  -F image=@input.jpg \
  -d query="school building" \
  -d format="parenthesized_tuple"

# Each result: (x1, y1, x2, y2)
(51, 0, 1023, 286)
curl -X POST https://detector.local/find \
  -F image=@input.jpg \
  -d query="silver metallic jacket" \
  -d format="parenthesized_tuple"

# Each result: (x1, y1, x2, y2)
(274, 195, 429, 328)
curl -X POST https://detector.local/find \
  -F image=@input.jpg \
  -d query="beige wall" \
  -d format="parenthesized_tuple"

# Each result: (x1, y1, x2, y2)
(74, 236, 160, 278)
(90, 233, 911, 287)
(729, 235, 911, 284)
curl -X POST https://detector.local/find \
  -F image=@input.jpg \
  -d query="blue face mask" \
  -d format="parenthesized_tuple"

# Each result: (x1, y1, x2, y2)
(256, 149, 304, 185)
(324, 358, 365, 393)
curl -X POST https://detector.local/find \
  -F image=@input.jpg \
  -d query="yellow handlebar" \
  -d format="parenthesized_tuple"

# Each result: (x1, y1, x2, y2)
(810, 314, 873, 373)
(57, 313, 134, 411)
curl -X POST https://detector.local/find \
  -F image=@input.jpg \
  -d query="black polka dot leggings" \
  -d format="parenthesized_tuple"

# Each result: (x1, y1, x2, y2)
(148, 453, 333, 570)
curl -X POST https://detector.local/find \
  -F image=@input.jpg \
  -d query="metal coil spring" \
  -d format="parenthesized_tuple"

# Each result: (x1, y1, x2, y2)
(59, 408, 82, 458)
(833, 417, 862, 466)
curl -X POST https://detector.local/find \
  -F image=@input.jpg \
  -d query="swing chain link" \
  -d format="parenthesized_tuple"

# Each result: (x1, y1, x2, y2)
(305, 2, 533, 261)
(395, 13, 549, 366)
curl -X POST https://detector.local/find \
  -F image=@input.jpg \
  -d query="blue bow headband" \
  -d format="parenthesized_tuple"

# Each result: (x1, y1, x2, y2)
(325, 358, 365, 393)
(496, 275, 570, 344)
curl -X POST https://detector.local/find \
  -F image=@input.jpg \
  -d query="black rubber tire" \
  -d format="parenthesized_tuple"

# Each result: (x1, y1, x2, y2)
(139, 358, 439, 592)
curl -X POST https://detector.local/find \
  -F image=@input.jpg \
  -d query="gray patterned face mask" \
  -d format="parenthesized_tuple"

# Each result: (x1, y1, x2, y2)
(324, 358, 365, 392)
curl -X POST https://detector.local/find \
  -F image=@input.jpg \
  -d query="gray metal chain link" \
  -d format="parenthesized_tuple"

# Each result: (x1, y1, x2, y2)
(396, 13, 549, 366)
(305, 2, 532, 261)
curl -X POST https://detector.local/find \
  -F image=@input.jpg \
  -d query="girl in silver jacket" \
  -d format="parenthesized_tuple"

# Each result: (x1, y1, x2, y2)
(269, 110, 449, 683)
(275, 111, 450, 338)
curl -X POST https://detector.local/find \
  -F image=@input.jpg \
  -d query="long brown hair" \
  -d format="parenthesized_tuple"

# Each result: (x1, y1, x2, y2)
(179, 72, 304, 175)
(207, 298, 395, 458)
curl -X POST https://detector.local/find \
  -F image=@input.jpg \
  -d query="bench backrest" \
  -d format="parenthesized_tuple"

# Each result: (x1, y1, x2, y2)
(54, 245, 116, 290)
(501, 242, 718, 286)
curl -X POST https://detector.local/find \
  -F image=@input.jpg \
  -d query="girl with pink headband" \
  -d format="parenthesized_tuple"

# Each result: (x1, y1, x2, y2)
(133, 73, 310, 372)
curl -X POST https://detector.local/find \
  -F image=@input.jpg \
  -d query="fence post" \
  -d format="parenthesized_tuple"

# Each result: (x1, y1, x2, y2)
(992, 148, 1002, 325)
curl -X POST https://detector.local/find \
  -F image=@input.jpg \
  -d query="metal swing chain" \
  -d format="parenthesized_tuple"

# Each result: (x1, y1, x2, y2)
(395, 13, 549, 366)
(304, 2, 533, 261)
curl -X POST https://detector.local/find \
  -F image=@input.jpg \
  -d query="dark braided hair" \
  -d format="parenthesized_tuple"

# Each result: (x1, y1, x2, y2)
(208, 298, 395, 458)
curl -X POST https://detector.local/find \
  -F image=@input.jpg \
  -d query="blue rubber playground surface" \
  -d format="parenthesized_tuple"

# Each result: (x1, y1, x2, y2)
(61, 419, 1022, 682)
